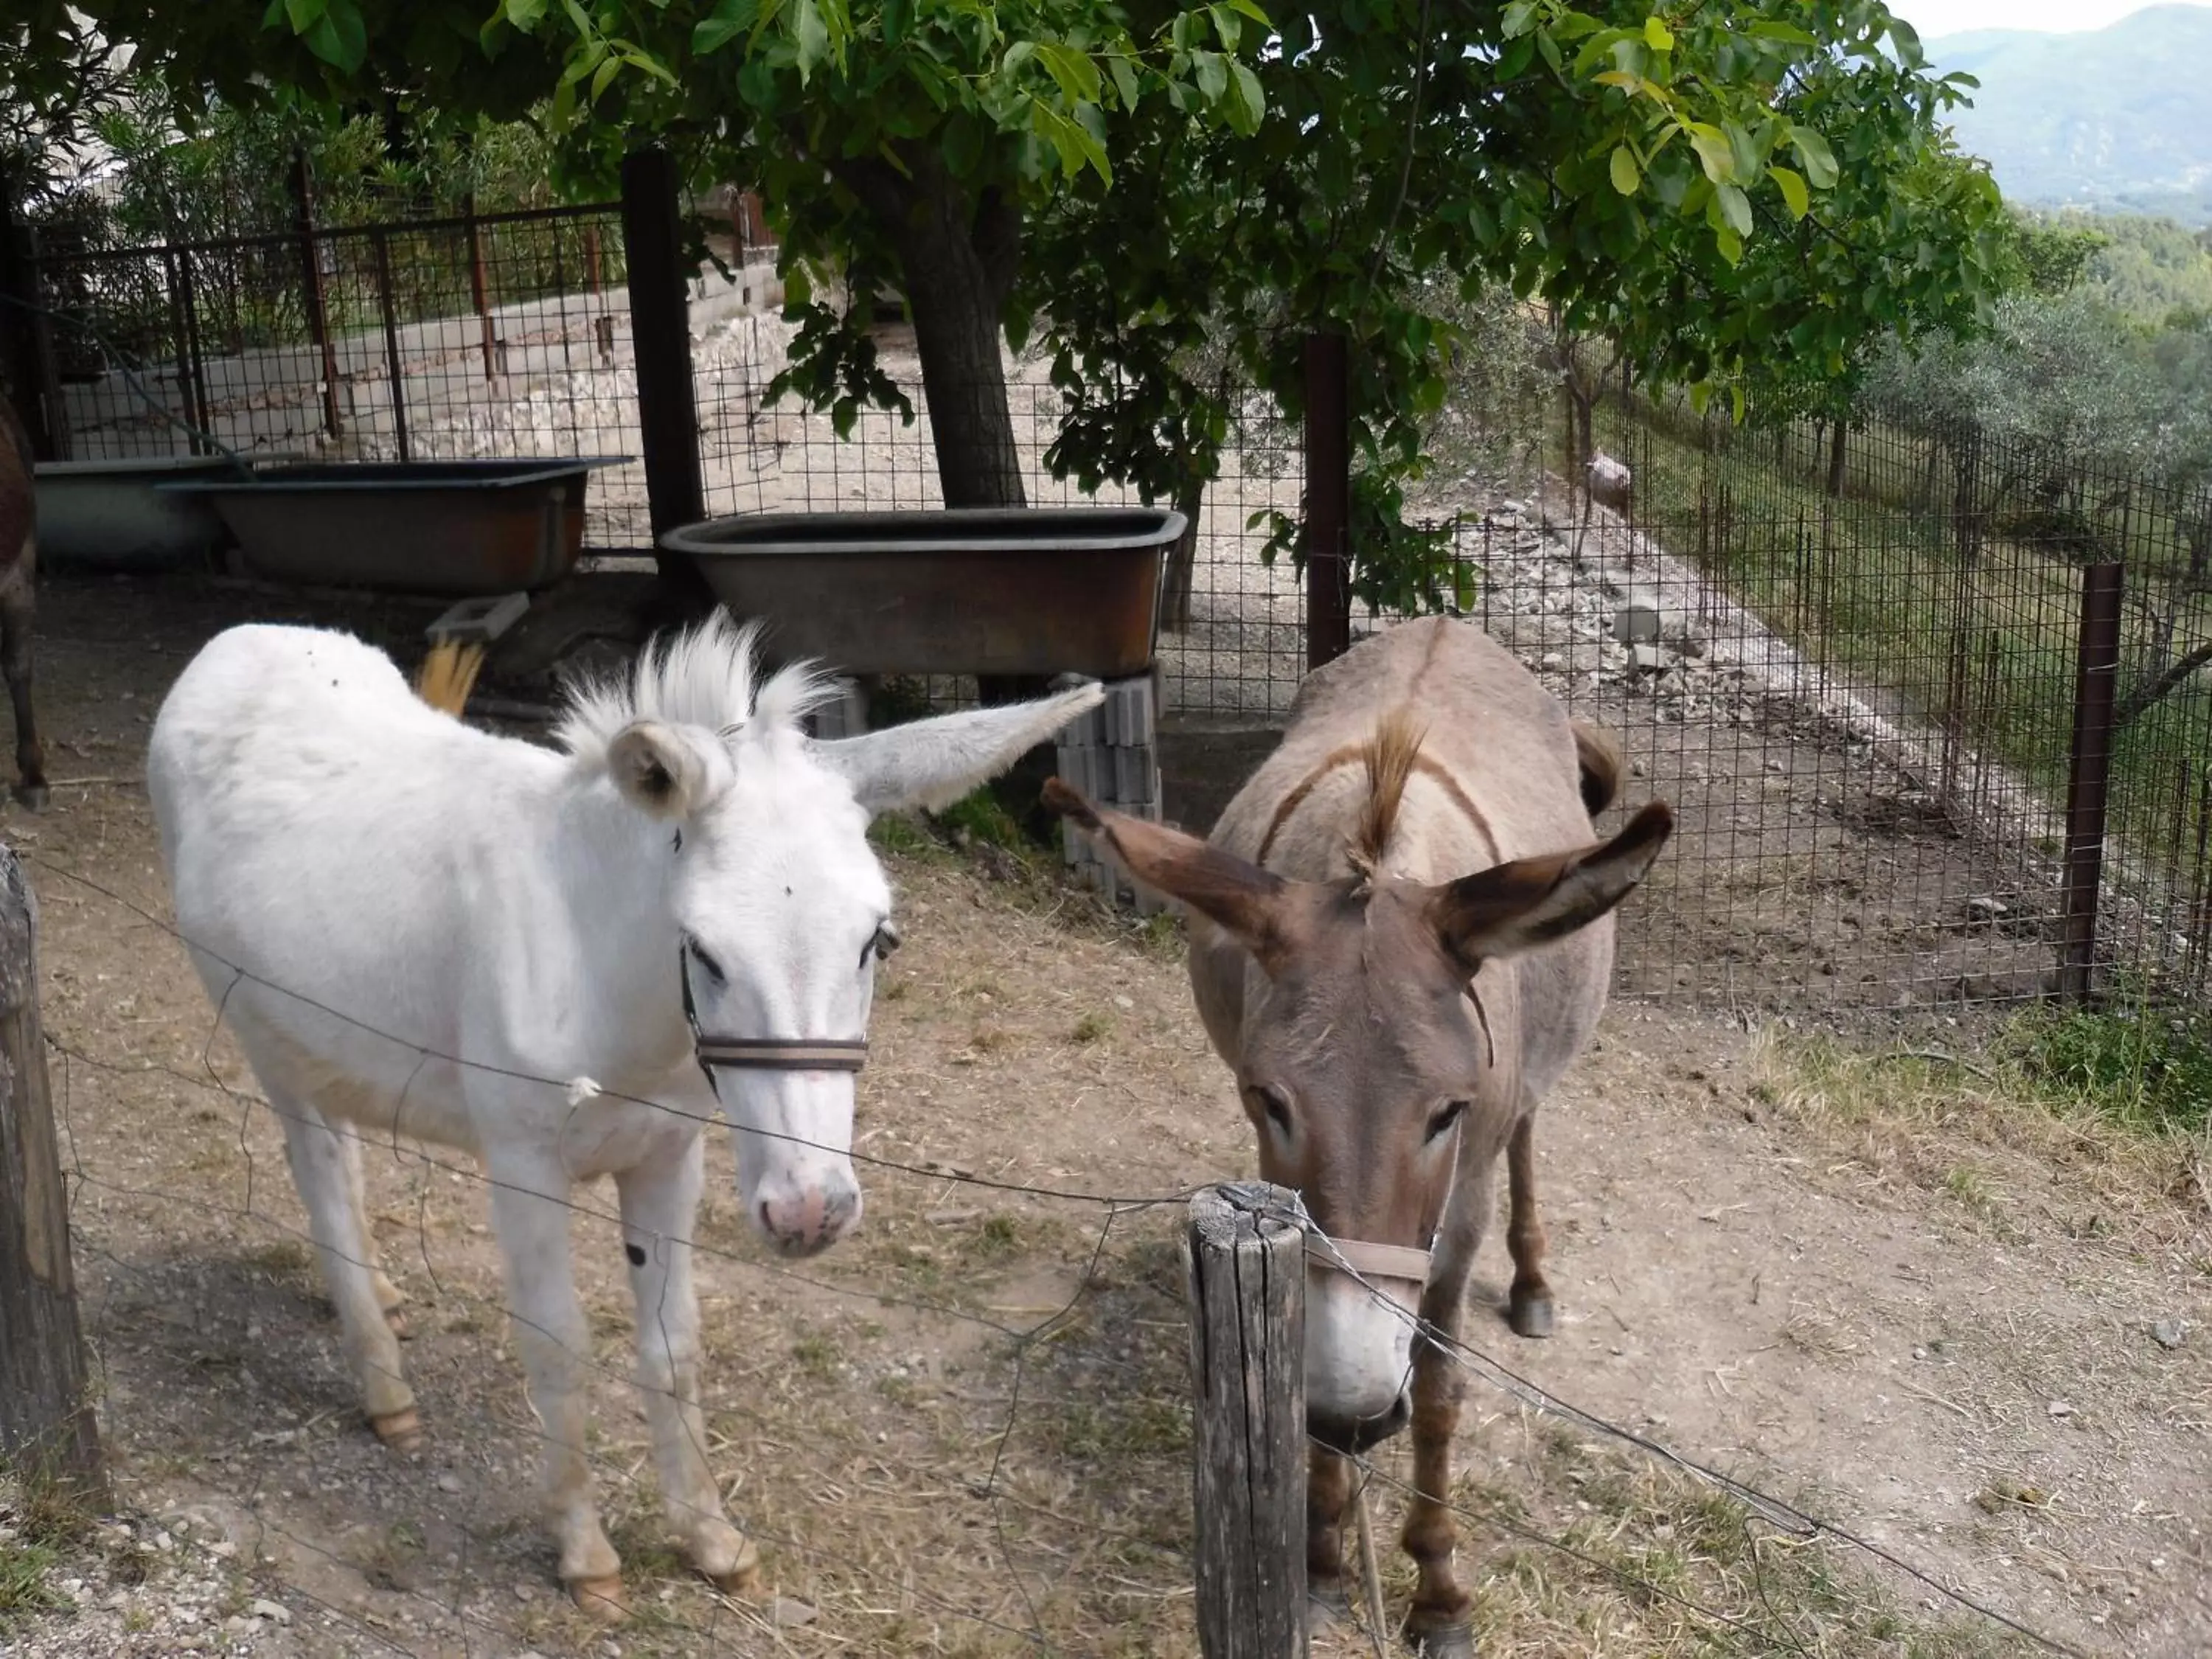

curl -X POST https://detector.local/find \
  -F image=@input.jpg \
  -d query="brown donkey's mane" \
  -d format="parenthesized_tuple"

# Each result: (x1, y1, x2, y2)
(1256, 710, 1492, 876)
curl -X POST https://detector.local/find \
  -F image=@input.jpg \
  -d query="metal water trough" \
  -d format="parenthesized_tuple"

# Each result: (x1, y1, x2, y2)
(162, 457, 628, 596)
(661, 506, 1186, 678)
(35, 456, 248, 572)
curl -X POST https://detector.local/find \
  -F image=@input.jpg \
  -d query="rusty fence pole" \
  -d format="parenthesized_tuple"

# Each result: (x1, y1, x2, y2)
(369, 229, 409, 462)
(1303, 333, 1352, 672)
(2059, 561, 2125, 1002)
(289, 151, 343, 442)
(0, 847, 107, 1505)
(465, 192, 496, 381)
(1186, 1183, 1308, 1658)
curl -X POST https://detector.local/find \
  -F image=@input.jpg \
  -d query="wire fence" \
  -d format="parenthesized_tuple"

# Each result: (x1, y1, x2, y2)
(11, 846, 2085, 1657)
(13, 181, 2211, 1013)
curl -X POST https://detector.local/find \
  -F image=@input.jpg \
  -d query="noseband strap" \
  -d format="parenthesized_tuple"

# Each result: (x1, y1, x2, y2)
(679, 950, 867, 1091)
(1306, 1235, 1433, 1287)
(693, 1037, 868, 1073)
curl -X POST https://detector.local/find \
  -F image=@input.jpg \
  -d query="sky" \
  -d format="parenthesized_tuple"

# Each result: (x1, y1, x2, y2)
(1893, 0, 2211, 38)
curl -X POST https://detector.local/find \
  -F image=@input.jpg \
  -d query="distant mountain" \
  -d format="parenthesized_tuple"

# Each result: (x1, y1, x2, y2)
(1926, 5, 2212, 226)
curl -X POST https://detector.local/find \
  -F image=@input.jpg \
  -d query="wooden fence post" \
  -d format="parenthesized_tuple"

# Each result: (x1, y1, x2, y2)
(619, 147, 712, 599)
(1303, 333, 1352, 672)
(0, 846, 106, 1503)
(2059, 561, 2125, 1003)
(1186, 1182, 1307, 1658)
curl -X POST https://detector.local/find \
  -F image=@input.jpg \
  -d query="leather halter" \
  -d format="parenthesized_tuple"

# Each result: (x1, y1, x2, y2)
(680, 951, 867, 1095)
(1306, 1234, 1433, 1288)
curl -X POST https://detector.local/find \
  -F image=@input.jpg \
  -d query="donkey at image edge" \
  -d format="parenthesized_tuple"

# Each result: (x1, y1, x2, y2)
(1050, 616, 1672, 1656)
(147, 615, 1102, 1620)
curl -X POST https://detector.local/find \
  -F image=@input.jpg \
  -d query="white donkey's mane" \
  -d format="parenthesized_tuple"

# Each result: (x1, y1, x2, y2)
(554, 613, 841, 766)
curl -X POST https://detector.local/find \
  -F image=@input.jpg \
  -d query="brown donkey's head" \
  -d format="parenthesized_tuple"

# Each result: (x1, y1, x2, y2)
(1046, 776, 1671, 1450)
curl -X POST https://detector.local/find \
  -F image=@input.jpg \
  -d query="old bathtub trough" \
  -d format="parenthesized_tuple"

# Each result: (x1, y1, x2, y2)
(661, 506, 1186, 679)
(161, 457, 628, 596)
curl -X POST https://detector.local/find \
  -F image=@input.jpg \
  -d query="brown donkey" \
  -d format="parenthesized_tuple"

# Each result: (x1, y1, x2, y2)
(0, 394, 46, 807)
(1048, 616, 1670, 1655)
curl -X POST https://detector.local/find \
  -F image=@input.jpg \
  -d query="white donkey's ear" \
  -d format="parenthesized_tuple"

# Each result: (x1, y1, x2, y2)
(606, 720, 734, 819)
(807, 682, 1105, 815)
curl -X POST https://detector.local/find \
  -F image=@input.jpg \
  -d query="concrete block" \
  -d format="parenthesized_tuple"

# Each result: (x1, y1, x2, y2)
(1613, 597, 1662, 644)
(427, 592, 529, 646)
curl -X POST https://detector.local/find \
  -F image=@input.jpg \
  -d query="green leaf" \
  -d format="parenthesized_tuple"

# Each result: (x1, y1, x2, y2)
(1609, 144, 1638, 195)
(1888, 16, 1924, 68)
(1191, 49, 1227, 104)
(1500, 1, 1536, 39)
(1714, 179, 1751, 237)
(591, 52, 622, 100)
(1770, 164, 1808, 220)
(790, 0, 829, 81)
(284, 0, 324, 33)
(1226, 60, 1265, 135)
(1790, 125, 1838, 190)
(1105, 50, 1140, 109)
(1687, 125, 1732, 183)
(692, 0, 756, 55)
(300, 0, 364, 71)
(1642, 15, 1672, 52)
(1714, 221, 1742, 265)
(1747, 20, 1817, 46)
(1034, 41, 1102, 105)
(504, 0, 547, 29)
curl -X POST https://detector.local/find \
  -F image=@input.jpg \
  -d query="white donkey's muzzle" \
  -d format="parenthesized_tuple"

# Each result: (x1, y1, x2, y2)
(1303, 1234, 1433, 1452)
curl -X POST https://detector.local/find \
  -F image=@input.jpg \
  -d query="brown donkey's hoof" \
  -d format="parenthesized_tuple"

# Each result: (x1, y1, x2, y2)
(1507, 1284, 1554, 1339)
(369, 1408, 424, 1453)
(568, 1574, 628, 1623)
(1307, 1582, 1352, 1635)
(12, 783, 46, 813)
(703, 1560, 763, 1600)
(1410, 1619, 1476, 1658)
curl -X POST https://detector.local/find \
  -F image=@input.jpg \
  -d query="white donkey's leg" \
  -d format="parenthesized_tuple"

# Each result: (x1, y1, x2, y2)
(482, 1150, 624, 1619)
(615, 1139, 758, 1597)
(271, 1091, 417, 1446)
(335, 1123, 407, 1328)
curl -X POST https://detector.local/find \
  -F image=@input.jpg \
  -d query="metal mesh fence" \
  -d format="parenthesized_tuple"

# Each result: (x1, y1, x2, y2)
(17, 187, 2208, 1011)
(26, 202, 658, 551)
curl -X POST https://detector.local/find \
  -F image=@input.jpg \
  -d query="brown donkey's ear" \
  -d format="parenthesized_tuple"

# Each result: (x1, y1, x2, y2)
(1043, 779, 1302, 967)
(1425, 801, 1673, 973)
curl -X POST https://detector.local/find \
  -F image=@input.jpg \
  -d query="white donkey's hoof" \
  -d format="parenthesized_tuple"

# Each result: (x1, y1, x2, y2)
(368, 1408, 423, 1453)
(568, 1573, 628, 1622)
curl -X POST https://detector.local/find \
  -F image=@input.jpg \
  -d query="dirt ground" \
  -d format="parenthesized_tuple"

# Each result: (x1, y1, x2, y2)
(3, 570, 2208, 1658)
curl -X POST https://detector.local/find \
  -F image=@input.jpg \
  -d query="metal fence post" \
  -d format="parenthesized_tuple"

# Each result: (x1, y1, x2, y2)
(2059, 561, 2125, 1002)
(290, 153, 344, 442)
(370, 229, 409, 462)
(1186, 1183, 1307, 1658)
(0, 848, 107, 1505)
(1303, 333, 1352, 672)
(619, 148, 711, 594)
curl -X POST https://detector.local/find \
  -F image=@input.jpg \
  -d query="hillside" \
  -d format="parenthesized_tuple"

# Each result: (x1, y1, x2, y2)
(1927, 5, 2212, 226)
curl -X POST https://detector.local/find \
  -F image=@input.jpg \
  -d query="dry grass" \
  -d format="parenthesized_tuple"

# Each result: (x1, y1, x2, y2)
(1747, 1027, 2212, 1258)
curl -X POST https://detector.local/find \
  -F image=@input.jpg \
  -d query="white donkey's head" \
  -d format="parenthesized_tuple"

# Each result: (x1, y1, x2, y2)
(559, 616, 1102, 1257)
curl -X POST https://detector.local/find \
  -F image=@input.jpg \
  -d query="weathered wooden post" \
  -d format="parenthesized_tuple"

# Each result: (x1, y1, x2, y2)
(0, 846, 106, 1503)
(1186, 1182, 1307, 1658)
(619, 147, 712, 599)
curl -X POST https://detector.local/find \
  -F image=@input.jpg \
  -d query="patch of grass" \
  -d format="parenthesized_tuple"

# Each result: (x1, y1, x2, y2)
(0, 1471, 101, 1625)
(1069, 1012, 1112, 1044)
(866, 811, 939, 859)
(933, 786, 1032, 853)
(1461, 1435, 2032, 1656)
(790, 1332, 842, 1380)
(2003, 1002, 2212, 1135)
(1750, 1024, 2199, 1238)
(242, 1239, 313, 1278)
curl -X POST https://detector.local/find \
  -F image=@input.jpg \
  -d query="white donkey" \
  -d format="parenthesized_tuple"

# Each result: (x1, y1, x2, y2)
(147, 615, 1099, 1618)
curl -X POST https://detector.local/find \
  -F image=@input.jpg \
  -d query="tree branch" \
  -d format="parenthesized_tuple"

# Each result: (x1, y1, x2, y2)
(2118, 639, 2212, 728)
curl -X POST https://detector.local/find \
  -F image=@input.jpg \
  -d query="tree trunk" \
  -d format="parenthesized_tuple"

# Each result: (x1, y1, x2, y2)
(1161, 479, 1206, 635)
(1826, 417, 1848, 499)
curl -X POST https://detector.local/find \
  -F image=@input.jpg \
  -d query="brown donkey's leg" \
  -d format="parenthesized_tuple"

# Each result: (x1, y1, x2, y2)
(1506, 1111, 1554, 1338)
(1402, 1285, 1475, 1656)
(1, 546, 45, 810)
(1307, 1446, 1354, 1629)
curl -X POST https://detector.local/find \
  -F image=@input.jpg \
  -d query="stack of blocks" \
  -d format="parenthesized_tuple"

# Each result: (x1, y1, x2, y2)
(1051, 671, 1168, 917)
